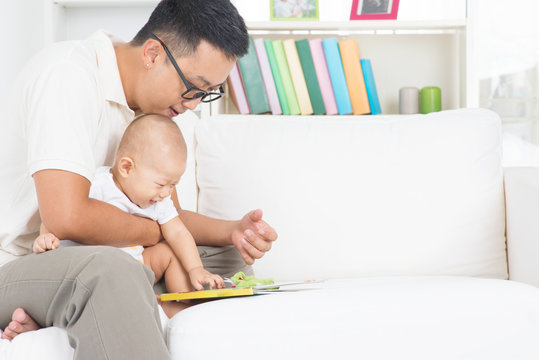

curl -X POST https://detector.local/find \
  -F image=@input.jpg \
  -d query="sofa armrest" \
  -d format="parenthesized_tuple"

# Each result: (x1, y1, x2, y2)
(504, 167, 539, 287)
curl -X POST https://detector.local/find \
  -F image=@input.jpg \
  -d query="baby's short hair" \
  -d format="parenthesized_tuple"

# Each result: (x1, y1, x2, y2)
(117, 114, 186, 166)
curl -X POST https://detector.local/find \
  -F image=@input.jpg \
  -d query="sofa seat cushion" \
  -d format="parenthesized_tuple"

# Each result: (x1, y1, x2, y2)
(195, 109, 507, 280)
(0, 327, 73, 360)
(167, 277, 539, 360)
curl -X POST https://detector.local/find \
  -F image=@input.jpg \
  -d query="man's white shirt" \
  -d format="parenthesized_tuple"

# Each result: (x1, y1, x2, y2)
(0, 31, 134, 261)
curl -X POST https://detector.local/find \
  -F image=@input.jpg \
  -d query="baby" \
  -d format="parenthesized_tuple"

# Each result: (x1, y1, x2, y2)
(33, 114, 224, 317)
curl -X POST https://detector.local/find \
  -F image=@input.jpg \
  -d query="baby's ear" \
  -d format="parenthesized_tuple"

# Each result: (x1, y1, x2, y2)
(118, 156, 135, 177)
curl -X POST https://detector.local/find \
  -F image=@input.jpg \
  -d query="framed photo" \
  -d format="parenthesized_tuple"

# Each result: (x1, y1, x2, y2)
(270, 0, 319, 21)
(350, 0, 400, 20)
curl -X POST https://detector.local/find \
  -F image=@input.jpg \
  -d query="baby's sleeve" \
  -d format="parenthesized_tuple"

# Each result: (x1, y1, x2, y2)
(156, 197, 179, 225)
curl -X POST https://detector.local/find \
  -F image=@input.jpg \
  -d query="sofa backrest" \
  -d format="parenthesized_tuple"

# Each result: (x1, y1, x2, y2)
(194, 109, 508, 281)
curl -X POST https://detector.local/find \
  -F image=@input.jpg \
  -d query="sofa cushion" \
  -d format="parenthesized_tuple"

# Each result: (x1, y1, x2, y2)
(0, 327, 73, 360)
(174, 110, 199, 212)
(167, 277, 539, 360)
(195, 109, 507, 280)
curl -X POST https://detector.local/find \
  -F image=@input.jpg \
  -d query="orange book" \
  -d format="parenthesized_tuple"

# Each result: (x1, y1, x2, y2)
(338, 39, 370, 115)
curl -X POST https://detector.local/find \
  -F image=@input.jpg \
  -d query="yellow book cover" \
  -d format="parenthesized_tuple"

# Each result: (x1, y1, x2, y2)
(338, 39, 371, 115)
(160, 287, 255, 301)
(283, 39, 313, 115)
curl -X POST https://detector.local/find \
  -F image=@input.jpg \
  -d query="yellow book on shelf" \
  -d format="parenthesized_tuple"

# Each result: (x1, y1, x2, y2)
(160, 287, 255, 301)
(283, 39, 313, 115)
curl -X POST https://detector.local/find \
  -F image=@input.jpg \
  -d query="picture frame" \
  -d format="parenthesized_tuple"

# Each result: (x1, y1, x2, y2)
(270, 0, 319, 21)
(350, 0, 400, 20)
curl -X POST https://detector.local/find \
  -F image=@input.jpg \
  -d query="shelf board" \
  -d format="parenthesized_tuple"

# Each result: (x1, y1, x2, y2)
(247, 20, 467, 32)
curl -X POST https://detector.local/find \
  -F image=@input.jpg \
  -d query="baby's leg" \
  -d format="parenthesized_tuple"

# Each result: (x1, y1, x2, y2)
(143, 242, 192, 318)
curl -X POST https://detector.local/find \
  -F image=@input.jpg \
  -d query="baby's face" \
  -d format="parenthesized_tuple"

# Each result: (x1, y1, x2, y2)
(123, 157, 185, 209)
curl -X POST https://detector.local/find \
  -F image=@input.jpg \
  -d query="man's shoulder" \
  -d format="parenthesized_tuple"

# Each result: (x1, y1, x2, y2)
(23, 31, 114, 81)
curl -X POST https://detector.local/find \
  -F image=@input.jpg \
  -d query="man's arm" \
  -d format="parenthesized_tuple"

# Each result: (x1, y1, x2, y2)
(34, 169, 161, 247)
(171, 188, 277, 265)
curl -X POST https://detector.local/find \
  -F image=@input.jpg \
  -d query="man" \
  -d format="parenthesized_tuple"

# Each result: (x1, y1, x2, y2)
(0, 0, 277, 358)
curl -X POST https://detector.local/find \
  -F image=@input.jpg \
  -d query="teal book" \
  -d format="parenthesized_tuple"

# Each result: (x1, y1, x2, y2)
(238, 37, 271, 114)
(295, 39, 326, 115)
(322, 38, 352, 115)
(360, 59, 381, 115)
(265, 39, 290, 115)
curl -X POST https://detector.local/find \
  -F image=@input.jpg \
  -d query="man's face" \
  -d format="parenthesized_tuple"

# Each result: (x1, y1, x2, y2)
(140, 39, 235, 118)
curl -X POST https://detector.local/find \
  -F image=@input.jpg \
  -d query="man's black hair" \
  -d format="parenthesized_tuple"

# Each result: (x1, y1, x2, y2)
(132, 0, 249, 60)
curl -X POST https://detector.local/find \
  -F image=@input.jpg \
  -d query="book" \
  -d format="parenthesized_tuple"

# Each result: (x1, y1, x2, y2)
(160, 279, 325, 301)
(254, 38, 282, 115)
(227, 63, 250, 114)
(338, 39, 370, 115)
(161, 287, 256, 301)
(360, 59, 382, 115)
(295, 39, 326, 115)
(238, 37, 271, 114)
(265, 39, 290, 115)
(272, 40, 301, 115)
(309, 39, 338, 116)
(322, 38, 353, 115)
(283, 39, 314, 115)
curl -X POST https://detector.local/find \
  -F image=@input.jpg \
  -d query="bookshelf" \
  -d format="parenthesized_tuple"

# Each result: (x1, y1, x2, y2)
(47, 0, 472, 116)
(217, 20, 471, 116)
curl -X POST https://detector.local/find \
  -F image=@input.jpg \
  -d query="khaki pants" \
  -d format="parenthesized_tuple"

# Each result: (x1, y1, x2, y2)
(198, 245, 253, 278)
(0, 246, 170, 360)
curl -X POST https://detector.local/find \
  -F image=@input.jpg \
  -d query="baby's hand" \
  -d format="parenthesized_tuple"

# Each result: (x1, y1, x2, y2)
(188, 267, 225, 291)
(33, 233, 60, 253)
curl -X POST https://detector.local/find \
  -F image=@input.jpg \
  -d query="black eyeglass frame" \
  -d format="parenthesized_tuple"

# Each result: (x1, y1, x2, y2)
(149, 32, 225, 103)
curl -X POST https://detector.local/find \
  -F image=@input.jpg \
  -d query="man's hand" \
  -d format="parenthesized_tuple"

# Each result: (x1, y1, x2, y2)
(231, 209, 278, 265)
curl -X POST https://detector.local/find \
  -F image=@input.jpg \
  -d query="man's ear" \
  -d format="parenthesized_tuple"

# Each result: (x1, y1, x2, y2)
(117, 156, 135, 178)
(142, 38, 162, 69)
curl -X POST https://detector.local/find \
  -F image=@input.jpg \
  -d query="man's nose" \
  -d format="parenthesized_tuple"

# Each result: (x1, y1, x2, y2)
(181, 97, 202, 111)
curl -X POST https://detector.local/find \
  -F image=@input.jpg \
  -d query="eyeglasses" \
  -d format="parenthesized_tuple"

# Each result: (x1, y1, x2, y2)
(149, 32, 225, 103)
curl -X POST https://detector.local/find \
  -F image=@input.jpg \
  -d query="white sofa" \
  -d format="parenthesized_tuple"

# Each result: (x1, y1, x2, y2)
(3, 108, 539, 359)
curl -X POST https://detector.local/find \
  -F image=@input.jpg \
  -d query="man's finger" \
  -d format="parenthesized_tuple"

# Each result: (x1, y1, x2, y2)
(238, 239, 254, 265)
(242, 235, 265, 260)
(248, 209, 263, 223)
(245, 229, 272, 253)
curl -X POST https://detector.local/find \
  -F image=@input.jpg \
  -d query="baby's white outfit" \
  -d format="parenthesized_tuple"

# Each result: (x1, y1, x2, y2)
(61, 166, 178, 262)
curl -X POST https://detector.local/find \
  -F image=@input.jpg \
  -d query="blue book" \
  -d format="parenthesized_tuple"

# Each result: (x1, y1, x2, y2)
(360, 59, 381, 115)
(322, 38, 352, 115)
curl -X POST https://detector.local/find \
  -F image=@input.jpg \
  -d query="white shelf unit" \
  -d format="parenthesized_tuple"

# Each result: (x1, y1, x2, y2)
(47, 1, 472, 116)
(217, 19, 471, 116)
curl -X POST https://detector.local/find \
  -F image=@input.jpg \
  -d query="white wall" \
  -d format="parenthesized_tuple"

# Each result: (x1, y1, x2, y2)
(0, 0, 46, 103)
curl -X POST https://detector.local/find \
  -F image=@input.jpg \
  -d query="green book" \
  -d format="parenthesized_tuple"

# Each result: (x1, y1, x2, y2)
(295, 39, 326, 115)
(271, 40, 300, 115)
(264, 39, 290, 115)
(238, 37, 270, 114)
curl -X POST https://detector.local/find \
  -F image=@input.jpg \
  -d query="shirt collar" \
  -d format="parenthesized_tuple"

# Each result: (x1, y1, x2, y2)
(89, 30, 133, 114)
